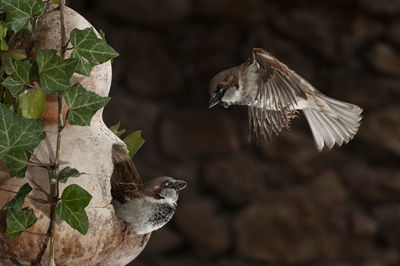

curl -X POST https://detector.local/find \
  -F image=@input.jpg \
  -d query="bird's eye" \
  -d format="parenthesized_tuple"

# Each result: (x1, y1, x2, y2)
(164, 182, 170, 188)
(217, 84, 227, 94)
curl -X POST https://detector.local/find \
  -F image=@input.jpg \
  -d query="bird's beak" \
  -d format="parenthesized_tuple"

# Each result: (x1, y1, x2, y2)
(173, 180, 187, 191)
(208, 94, 221, 109)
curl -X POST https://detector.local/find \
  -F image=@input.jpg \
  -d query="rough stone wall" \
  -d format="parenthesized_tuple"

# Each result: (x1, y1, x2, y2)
(70, 0, 400, 265)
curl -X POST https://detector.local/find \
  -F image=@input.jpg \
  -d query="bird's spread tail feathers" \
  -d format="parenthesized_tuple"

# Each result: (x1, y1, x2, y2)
(303, 94, 362, 151)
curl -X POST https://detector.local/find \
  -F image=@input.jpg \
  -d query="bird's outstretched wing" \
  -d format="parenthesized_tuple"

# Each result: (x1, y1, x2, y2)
(248, 48, 307, 140)
(111, 143, 142, 203)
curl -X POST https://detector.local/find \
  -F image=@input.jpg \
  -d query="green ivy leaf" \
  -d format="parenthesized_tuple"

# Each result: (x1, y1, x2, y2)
(5, 58, 35, 80)
(70, 50, 96, 77)
(2, 183, 37, 237)
(8, 49, 27, 61)
(56, 184, 92, 234)
(123, 130, 145, 157)
(2, 183, 32, 211)
(17, 89, 46, 119)
(64, 83, 110, 126)
(0, 0, 46, 32)
(0, 104, 45, 177)
(0, 76, 25, 97)
(70, 27, 119, 63)
(54, 166, 86, 184)
(58, 184, 92, 211)
(2, 58, 37, 97)
(0, 23, 8, 51)
(70, 28, 119, 76)
(99, 29, 106, 41)
(6, 208, 37, 238)
(116, 129, 126, 137)
(0, 104, 45, 155)
(2, 150, 29, 178)
(0, 49, 27, 76)
(56, 204, 88, 235)
(36, 49, 77, 94)
(3, 151, 30, 178)
(109, 121, 120, 134)
(0, 86, 13, 108)
(109, 121, 126, 137)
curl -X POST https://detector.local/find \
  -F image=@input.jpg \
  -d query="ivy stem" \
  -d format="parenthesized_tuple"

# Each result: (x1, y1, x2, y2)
(32, 3, 66, 263)
(48, 172, 58, 266)
(60, 1, 67, 59)
(25, 230, 48, 237)
(0, 188, 52, 205)
(34, 6, 60, 19)
(62, 39, 71, 50)
(5, 89, 17, 111)
(28, 151, 49, 168)
(47, 1, 67, 265)
(29, 177, 51, 199)
(25, 83, 36, 88)
(0, 87, 5, 103)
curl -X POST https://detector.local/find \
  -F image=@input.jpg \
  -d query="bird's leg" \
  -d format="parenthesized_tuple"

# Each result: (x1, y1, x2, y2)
(283, 107, 299, 129)
(284, 107, 299, 120)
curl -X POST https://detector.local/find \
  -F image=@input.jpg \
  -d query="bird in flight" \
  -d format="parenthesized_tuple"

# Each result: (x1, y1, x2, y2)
(209, 48, 362, 151)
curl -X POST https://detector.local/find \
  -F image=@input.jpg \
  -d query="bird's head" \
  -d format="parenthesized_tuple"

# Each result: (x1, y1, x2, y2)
(143, 176, 187, 205)
(209, 67, 239, 109)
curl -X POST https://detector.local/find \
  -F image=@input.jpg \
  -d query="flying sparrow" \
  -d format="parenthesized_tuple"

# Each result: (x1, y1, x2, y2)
(111, 144, 187, 235)
(209, 48, 363, 150)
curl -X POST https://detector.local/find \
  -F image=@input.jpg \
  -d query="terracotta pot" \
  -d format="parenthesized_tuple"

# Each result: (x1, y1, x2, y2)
(0, 4, 148, 265)
(42, 94, 68, 124)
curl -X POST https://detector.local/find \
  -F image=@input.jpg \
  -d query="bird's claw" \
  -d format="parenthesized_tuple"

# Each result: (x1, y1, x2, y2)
(284, 109, 299, 120)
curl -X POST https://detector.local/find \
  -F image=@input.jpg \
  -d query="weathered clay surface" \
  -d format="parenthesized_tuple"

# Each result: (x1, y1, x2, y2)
(0, 4, 148, 266)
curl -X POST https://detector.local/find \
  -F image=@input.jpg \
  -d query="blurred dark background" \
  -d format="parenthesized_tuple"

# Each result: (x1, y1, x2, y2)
(70, 0, 400, 265)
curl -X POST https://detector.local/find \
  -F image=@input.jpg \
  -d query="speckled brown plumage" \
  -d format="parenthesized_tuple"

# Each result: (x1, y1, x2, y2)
(110, 144, 141, 204)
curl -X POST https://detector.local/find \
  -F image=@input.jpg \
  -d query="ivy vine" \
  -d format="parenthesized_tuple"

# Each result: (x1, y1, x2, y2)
(0, 0, 129, 263)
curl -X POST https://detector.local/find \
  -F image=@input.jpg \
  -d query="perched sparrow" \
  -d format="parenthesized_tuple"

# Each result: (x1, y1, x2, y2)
(111, 144, 186, 235)
(209, 48, 363, 150)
